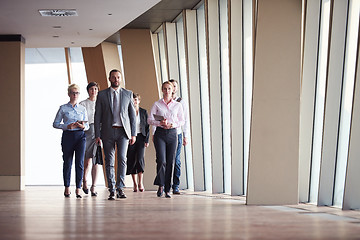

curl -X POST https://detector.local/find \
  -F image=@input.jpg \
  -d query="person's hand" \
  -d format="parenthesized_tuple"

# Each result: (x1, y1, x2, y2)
(183, 137, 188, 146)
(95, 137, 101, 145)
(67, 122, 77, 129)
(145, 143, 149, 148)
(75, 121, 85, 129)
(160, 119, 168, 127)
(129, 136, 136, 145)
(163, 122, 173, 129)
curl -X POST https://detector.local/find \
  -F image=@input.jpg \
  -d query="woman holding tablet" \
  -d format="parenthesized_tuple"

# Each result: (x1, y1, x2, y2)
(53, 84, 89, 198)
(147, 81, 184, 198)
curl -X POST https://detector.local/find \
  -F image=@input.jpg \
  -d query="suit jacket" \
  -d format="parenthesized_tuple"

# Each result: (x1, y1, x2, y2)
(94, 87, 136, 140)
(138, 107, 150, 143)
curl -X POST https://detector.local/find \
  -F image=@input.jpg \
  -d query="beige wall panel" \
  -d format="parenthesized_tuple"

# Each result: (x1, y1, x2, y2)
(247, 0, 301, 205)
(100, 42, 123, 87)
(81, 45, 108, 90)
(0, 39, 25, 190)
(120, 29, 159, 191)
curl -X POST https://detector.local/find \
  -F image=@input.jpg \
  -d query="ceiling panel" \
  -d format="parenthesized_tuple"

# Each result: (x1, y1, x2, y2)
(123, 0, 201, 32)
(0, 0, 161, 47)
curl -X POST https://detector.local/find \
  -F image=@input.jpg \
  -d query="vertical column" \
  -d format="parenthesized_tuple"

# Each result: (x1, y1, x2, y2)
(0, 35, 25, 190)
(151, 33, 162, 97)
(318, 0, 347, 206)
(119, 29, 159, 190)
(207, 0, 224, 193)
(247, 0, 301, 205)
(165, 22, 180, 80)
(230, 0, 244, 196)
(82, 42, 121, 89)
(298, 0, 321, 203)
(343, 25, 360, 210)
(81, 44, 108, 89)
(185, 9, 205, 191)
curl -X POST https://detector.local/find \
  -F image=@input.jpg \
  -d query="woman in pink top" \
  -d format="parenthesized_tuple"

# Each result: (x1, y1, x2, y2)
(148, 81, 184, 198)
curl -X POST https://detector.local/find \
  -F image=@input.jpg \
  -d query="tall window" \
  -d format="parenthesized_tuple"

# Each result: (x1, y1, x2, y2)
(158, 28, 168, 83)
(219, 0, 231, 194)
(243, 0, 253, 194)
(309, 0, 331, 203)
(197, 4, 213, 191)
(176, 15, 194, 189)
(25, 48, 69, 185)
(69, 48, 88, 102)
(334, 0, 360, 207)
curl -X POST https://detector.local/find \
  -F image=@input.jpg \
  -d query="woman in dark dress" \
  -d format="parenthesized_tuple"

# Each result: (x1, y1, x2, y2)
(126, 93, 149, 192)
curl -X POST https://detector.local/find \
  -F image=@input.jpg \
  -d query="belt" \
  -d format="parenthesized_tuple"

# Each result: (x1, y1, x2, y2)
(112, 126, 124, 129)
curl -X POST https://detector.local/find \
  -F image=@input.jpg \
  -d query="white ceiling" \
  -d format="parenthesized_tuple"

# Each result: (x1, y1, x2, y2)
(0, 0, 160, 48)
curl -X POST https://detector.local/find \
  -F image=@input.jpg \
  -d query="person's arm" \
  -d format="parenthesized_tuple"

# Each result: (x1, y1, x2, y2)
(53, 106, 67, 130)
(181, 99, 190, 146)
(128, 92, 137, 145)
(171, 103, 185, 129)
(82, 107, 90, 131)
(147, 102, 162, 127)
(144, 109, 150, 144)
(94, 94, 102, 145)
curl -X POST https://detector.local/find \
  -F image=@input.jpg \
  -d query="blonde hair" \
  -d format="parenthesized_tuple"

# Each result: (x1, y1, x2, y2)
(68, 84, 80, 94)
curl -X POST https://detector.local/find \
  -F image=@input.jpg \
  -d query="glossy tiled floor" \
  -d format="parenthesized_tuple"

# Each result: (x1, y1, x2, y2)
(0, 186, 359, 239)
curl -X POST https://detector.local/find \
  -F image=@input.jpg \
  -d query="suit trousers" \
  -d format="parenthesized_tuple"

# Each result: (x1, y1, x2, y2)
(153, 128, 177, 193)
(103, 127, 129, 192)
(61, 130, 86, 188)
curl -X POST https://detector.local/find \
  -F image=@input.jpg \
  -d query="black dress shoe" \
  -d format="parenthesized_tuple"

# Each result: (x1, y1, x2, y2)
(157, 186, 164, 197)
(108, 191, 115, 200)
(116, 189, 127, 199)
(91, 191, 97, 197)
(165, 192, 171, 198)
(76, 194, 82, 199)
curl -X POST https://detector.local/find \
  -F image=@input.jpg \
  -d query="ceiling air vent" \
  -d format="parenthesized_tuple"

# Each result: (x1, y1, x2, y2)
(39, 9, 78, 17)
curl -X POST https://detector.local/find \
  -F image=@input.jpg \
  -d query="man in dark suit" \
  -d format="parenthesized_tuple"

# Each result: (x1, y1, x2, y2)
(95, 69, 136, 200)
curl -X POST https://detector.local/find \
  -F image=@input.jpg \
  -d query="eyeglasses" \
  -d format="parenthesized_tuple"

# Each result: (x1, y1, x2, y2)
(70, 92, 80, 95)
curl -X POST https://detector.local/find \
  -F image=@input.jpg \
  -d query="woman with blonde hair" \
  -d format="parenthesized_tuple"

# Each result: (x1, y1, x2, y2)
(53, 84, 89, 198)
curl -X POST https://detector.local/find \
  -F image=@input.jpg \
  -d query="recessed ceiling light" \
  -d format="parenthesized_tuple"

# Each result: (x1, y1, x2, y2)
(39, 9, 78, 17)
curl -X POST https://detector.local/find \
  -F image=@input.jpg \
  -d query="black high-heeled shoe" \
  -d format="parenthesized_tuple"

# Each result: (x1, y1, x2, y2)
(157, 186, 163, 197)
(76, 188, 82, 198)
(64, 192, 71, 198)
(82, 187, 89, 194)
(90, 186, 97, 197)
